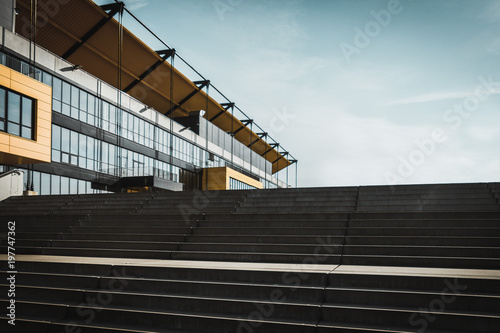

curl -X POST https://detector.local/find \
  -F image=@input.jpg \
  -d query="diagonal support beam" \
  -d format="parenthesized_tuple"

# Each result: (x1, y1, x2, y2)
(261, 143, 279, 156)
(165, 80, 210, 117)
(209, 102, 234, 122)
(62, 2, 124, 59)
(272, 151, 289, 164)
(232, 119, 252, 136)
(247, 132, 267, 148)
(123, 49, 175, 93)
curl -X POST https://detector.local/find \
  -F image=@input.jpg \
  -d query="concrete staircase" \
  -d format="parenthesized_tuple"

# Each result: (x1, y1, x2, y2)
(0, 182, 499, 332)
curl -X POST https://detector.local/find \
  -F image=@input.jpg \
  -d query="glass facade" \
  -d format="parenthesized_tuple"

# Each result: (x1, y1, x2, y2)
(0, 164, 106, 195)
(0, 48, 285, 194)
(229, 177, 257, 190)
(0, 86, 35, 140)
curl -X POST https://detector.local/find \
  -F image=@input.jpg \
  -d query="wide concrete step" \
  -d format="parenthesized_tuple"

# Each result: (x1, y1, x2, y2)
(349, 219, 500, 228)
(358, 192, 495, 200)
(319, 305, 500, 332)
(242, 195, 358, 202)
(342, 255, 500, 269)
(0, 299, 319, 333)
(5, 246, 341, 263)
(348, 227, 500, 237)
(204, 212, 351, 221)
(342, 245, 500, 258)
(10, 260, 326, 286)
(193, 227, 346, 236)
(13, 226, 193, 234)
(0, 271, 323, 303)
(14, 219, 193, 228)
(238, 201, 356, 208)
(345, 236, 500, 247)
(235, 206, 355, 213)
(356, 204, 500, 211)
(186, 235, 344, 245)
(324, 288, 500, 314)
(11, 285, 321, 323)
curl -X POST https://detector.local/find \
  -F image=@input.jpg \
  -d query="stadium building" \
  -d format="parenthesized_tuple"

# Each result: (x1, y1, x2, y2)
(0, 0, 297, 194)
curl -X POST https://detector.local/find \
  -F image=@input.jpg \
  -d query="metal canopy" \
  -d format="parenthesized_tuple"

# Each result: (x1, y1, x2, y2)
(123, 49, 175, 93)
(62, 2, 124, 59)
(15, 0, 292, 174)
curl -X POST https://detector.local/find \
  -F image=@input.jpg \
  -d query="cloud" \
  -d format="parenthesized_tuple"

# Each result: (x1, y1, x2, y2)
(385, 89, 500, 106)
(125, 0, 149, 11)
(477, 1, 500, 22)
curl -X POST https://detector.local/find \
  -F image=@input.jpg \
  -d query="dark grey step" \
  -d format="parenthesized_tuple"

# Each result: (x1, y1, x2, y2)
(348, 227, 500, 237)
(1, 300, 318, 333)
(345, 236, 500, 247)
(342, 254, 500, 269)
(343, 245, 500, 258)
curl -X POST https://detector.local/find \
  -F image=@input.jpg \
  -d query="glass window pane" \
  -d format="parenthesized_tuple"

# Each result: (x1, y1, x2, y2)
(52, 125, 61, 150)
(78, 180, 86, 194)
(42, 71, 52, 86)
(70, 178, 78, 194)
(21, 126, 31, 139)
(51, 175, 60, 195)
(0, 87, 5, 119)
(71, 86, 79, 108)
(21, 97, 32, 126)
(52, 149, 60, 162)
(7, 92, 20, 123)
(79, 133, 87, 158)
(87, 137, 94, 159)
(88, 95, 95, 115)
(60, 177, 69, 195)
(53, 77, 62, 101)
(79, 90, 87, 110)
(33, 171, 40, 194)
(71, 131, 78, 154)
(61, 127, 70, 152)
(53, 100, 61, 113)
(62, 103, 70, 116)
(62, 81, 71, 105)
(40, 173, 50, 195)
(7, 122, 20, 136)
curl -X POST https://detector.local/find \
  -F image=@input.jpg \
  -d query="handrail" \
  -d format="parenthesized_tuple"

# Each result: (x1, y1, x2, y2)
(0, 169, 24, 179)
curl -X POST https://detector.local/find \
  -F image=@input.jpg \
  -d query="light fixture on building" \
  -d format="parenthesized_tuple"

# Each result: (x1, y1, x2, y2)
(72, 64, 83, 71)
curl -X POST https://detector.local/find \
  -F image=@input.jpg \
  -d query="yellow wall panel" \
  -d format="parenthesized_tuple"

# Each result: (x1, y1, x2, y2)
(0, 65, 52, 165)
(0, 132, 10, 145)
(202, 167, 263, 191)
(227, 168, 263, 189)
(10, 71, 52, 95)
(34, 135, 51, 146)
(0, 74, 11, 88)
(10, 81, 50, 101)
(37, 118, 52, 131)
(36, 127, 52, 138)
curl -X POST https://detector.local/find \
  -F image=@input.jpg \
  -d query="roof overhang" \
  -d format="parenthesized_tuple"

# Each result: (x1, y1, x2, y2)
(15, 0, 291, 173)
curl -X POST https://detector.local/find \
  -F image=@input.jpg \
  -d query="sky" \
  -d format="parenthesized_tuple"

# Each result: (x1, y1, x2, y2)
(95, 0, 500, 187)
